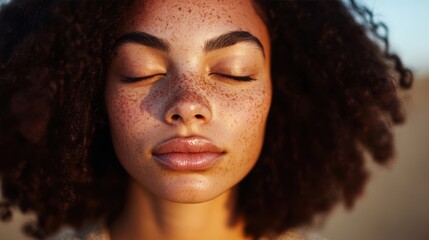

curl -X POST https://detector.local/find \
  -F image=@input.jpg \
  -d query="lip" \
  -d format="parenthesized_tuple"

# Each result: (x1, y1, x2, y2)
(152, 136, 225, 171)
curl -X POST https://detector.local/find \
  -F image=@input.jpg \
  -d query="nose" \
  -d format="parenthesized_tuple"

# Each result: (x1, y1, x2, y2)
(165, 101, 211, 125)
(163, 81, 212, 126)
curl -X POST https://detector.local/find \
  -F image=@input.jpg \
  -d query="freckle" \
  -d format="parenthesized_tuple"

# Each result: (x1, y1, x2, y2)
(178, 7, 182, 10)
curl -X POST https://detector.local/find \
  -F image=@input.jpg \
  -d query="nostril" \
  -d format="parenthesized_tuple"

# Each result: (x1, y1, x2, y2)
(172, 114, 181, 121)
(195, 114, 204, 119)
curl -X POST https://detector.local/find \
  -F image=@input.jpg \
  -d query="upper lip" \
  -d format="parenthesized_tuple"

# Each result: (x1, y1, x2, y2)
(152, 136, 224, 154)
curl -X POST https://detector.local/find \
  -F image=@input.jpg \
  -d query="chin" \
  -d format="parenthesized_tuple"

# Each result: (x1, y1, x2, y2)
(149, 175, 236, 204)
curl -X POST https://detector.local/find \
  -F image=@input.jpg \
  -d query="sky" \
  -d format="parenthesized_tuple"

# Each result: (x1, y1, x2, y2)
(362, 0, 429, 76)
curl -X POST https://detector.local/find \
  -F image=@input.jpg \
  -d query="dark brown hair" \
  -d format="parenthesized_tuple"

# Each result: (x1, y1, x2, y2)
(0, 0, 412, 239)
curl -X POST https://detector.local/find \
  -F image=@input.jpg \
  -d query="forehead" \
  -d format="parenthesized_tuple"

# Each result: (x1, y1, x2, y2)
(122, 0, 269, 50)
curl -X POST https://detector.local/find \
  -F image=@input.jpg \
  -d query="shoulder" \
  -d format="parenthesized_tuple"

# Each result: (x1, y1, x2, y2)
(270, 229, 330, 240)
(48, 225, 327, 240)
(47, 224, 109, 240)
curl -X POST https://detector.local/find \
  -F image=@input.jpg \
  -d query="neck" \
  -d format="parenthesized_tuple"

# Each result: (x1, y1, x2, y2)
(110, 180, 249, 240)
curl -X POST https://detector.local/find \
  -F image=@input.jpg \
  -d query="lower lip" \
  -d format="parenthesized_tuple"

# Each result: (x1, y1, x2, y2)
(153, 152, 223, 171)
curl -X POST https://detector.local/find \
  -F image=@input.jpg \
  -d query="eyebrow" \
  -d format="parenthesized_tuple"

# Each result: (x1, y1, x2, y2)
(112, 31, 170, 52)
(112, 30, 265, 57)
(204, 31, 265, 57)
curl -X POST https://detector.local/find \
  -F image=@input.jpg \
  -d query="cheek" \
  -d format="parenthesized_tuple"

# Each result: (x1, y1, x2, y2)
(107, 89, 141, 134)
(215, 82, 271, 158)
(107, 87, 162, 133)
(105, 87, 156, 160)
(220, 84, 271, 131)
(214, 84, 271, 184)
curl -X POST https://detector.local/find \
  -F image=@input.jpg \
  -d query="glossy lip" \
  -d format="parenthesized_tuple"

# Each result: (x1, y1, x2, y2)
(152, 136, 225, 171)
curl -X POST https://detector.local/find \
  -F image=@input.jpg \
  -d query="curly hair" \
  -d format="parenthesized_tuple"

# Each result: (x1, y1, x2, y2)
(0, 0, 412, 239)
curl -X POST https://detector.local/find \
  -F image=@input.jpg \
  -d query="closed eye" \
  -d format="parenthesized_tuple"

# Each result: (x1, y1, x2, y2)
(211, 73, 256, 82)
(121, 73, 166, 83)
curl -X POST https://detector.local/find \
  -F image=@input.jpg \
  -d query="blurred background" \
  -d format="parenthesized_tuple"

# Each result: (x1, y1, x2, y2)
(0, 0, 428, 239)
(321, 0, 429, 239)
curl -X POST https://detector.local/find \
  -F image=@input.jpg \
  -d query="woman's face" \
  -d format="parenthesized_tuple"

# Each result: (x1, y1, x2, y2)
(105, 0, 271, 203)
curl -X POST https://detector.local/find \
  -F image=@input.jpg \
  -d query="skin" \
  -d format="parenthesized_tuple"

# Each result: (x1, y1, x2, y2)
(105, 0, 271, 239)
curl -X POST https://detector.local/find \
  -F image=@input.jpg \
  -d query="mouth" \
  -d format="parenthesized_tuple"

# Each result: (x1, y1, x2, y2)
(152, 136, 225, 171)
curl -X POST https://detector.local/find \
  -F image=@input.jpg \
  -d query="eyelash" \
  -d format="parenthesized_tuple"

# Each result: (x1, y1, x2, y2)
(213, 73, 256, 82)
(121, 73, 256, 83)
(121, 73, 166, 83)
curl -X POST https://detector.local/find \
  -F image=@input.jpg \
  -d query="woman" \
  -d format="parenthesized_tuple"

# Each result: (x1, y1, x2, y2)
(0, 0, 412, 239)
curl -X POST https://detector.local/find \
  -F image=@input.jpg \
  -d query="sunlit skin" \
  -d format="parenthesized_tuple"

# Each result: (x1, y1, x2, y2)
(105, 0, 271, 239)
